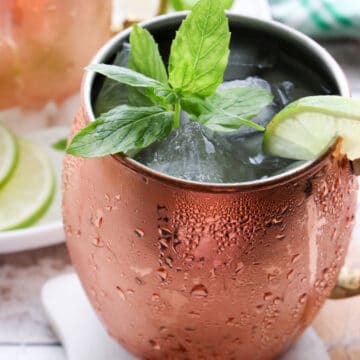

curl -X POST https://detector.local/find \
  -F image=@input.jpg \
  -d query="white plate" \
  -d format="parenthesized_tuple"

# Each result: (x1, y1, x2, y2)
(0, 126, 69, 254)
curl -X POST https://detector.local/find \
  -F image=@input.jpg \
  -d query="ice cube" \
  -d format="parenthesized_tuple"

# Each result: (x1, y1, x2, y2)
(272, 81, 295, 106)
(218, 76, 271, 92)
(211, 132, 294, 182)
(136, 122, 229, 183)
(218, 76, 274, 135)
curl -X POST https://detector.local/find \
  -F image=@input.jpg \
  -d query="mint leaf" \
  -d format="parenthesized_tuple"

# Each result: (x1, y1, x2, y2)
(129, 24, 168, 84)
(188, 87, 273, 132)
(88, 64, 176, 108)
(180, 96, 213, 118)
(206, 87, 273, 119)
(168, 0, 231, 97)
(220, 0, 234, 9)
(172, 0, 198, 10)
(199, 112, 266, 132)
(172, 0, 234, 11)
(87, 64, 165, 89)
(94, 45, 131, 116)
(67, 105, 173, 157)
(52, 138, 67, 151)
(128, 25, 168, 107)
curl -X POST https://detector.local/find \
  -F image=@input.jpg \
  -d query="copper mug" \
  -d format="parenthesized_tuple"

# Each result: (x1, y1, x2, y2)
(63, 13, 358, 360)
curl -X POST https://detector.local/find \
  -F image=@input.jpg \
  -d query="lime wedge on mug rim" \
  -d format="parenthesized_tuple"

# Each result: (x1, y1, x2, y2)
(263, 96, 360, 161)
(0, 138, 55, 231)
(0, 124, 18, 187)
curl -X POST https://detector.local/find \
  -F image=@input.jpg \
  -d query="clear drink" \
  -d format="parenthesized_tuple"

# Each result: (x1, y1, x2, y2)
(133, 40, 332, 183)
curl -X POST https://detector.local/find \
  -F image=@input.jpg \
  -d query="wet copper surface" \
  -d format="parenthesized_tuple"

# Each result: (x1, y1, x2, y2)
(63, 106, 358, 359)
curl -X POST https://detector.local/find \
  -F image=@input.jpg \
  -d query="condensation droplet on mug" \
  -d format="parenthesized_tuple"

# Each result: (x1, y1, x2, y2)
(173, 240, 182, 254)
(235, 261, 245, 274)
(263, 292, 272, 301)
(149, 339, 160, 350)
(226, 317, 235, 326)
(291, 254, 301, 263)
(322, 268, 330, 280)
(152, 293, 160, 302)
(287, 269, 295, 281)
(272, 217, 283, 225)
(190, 284, 208, 298)
(188, 311, 201, 319)
(157, 205, 167, 216)
(158, 226, 172, 237)
(65, 224, 72, 236)
(90, 287, 97, 298)
(159, 238, 169, 250)
(116, 286, 126, 301)
(165, 256, 173, 268)
(92, 210, 103, 228)
(157, 267, 168, 281)
(183, 271, 189, 281)
(273, 297, 283, 305)
(92, 237, 104, 248)
(299, 293, 307, 304)
(276, 233, 285, 241)
(134, 228, 145, 238)
(280, 204, 289, 215)
(142, 177, 149, 184)
(256, 304, 264, 313)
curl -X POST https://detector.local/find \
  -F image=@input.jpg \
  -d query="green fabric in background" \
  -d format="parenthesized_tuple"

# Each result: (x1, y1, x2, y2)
(269, 0, 360, 38)
(171, 0, 360, 38)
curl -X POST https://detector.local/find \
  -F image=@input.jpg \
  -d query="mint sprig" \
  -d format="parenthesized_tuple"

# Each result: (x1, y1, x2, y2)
(128, 24, 168, 107)
(194, 87, 273, 132)
(68, 0, 272, 158)
(171, 0, 234, 11)
(67, 106, 173, 157)
(52, 138, 68, 152)
(168, 0, 230, 97)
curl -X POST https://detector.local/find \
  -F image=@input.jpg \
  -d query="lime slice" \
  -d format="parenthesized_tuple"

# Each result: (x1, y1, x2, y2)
(0, 124, 18, 187)
(263, 96, 360, 161)
(0, 138, 55, 231)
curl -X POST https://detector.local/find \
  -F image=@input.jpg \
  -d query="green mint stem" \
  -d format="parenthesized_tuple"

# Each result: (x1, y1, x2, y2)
(174, 102, 181, 128)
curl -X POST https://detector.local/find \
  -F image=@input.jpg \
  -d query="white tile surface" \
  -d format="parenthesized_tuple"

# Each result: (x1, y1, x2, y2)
(0, 246, 71, 345)
(0, 346, 65, 360)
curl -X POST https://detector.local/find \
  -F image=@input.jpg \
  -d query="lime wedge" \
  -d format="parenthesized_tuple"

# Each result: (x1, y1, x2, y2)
(263, 96, 360, 161)
(0, 124, 18, 187)
(0, 138, 55, 231)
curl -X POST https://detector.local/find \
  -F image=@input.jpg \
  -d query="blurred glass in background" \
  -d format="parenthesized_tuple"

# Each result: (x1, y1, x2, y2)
(0, 0, 111, 110)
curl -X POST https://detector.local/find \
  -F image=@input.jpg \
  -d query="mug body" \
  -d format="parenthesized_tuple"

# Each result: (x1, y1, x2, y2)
(63, 13, 357, 360)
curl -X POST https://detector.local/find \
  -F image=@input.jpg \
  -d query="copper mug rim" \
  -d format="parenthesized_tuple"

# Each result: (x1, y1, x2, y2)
(83, 12, 350, 193)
